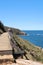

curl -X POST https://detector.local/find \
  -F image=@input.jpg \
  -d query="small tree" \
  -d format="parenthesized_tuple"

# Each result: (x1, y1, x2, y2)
(0, 21, 6, 32)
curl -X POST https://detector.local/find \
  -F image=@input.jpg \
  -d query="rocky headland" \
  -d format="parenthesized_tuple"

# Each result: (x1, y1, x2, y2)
(0, 21, 43, 65)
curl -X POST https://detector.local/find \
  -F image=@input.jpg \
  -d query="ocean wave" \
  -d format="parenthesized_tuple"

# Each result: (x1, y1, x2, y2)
(36, 34, 41, 36)
(36, 34, 43, 36)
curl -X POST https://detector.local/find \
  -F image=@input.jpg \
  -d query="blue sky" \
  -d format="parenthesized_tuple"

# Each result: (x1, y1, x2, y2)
(0, 0, 43, 30)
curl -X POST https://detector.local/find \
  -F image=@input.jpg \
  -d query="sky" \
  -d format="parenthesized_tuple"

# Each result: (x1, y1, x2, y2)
(0, 0, 43, 30)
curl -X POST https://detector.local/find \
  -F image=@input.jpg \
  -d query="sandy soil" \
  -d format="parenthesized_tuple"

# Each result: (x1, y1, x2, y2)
(16, 59, 43, 65)
(0, 59, 43, 65)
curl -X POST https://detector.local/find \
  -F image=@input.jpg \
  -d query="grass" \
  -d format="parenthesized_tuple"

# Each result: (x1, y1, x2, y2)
(13, 34, 43, 63)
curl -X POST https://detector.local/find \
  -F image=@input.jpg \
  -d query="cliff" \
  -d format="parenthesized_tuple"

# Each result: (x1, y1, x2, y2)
(0, 21, 26, 35)
(0, 21, 43, 65)
(5, 26, 27, 35)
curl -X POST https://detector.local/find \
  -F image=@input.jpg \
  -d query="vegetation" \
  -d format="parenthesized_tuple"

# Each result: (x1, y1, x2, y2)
(14, 34, 43, 63)
(0, 21, 6, 32)
(0, 21, 26, 35)
(5, 26, 26, 35)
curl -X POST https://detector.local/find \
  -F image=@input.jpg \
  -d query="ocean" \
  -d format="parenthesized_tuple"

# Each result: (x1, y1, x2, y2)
(19, 30, 43, 48)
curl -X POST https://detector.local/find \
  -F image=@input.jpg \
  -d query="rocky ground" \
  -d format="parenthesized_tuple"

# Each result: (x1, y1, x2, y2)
(0, 59, 43, 65)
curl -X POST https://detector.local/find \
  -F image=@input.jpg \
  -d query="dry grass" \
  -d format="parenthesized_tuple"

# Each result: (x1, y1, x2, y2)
(14, 34, 43, 63)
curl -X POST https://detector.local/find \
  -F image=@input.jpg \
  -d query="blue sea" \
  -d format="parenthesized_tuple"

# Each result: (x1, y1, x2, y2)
(20, 30, 43, 48)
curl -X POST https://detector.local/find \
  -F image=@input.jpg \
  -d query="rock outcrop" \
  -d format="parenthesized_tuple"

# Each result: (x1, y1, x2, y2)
(5, 26, 27, 35)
